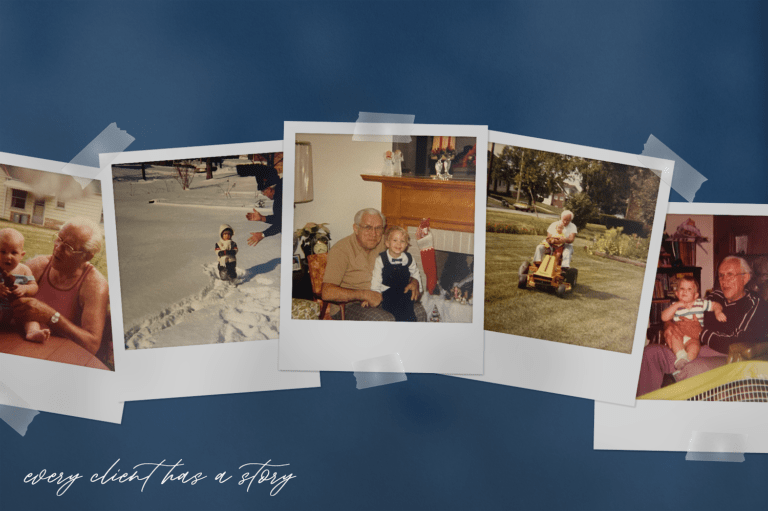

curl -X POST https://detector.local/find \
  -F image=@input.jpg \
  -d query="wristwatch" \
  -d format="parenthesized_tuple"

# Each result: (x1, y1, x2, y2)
(50, 312, 61, 325)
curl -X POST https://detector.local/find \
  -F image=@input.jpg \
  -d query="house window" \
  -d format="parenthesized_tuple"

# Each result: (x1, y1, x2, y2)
(57, 200, 66, 209)
(11, 190, 27, 209)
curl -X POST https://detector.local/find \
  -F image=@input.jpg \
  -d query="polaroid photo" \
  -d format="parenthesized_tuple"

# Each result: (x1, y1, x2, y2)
(455, 130, 673, 405)
(108, 141, 320, 401)
(595, 203, 768, 453)
(0, 151, 123, 423)
(279, 122, 487, 374)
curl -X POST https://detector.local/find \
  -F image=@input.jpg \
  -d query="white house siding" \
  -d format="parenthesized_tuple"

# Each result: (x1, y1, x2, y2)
(2, 186, 34, 222)
(1, 176, 103, 229)
(42, 194, 103, 229)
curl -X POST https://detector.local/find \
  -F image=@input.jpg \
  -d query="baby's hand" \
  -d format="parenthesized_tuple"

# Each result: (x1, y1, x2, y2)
(361, 301, 369, 308)
(10, 287, 24, 299)
(715, 311, 727, 322)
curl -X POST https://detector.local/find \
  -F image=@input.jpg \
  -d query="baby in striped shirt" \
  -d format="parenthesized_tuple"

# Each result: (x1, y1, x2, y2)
(661, 276, 727, 371)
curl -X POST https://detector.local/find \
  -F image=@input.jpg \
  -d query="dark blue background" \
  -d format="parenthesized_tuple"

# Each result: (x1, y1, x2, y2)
(1, 2, 766, 510)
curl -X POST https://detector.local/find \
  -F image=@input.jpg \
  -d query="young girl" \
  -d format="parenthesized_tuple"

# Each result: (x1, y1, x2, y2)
(369, 226, 422, 321)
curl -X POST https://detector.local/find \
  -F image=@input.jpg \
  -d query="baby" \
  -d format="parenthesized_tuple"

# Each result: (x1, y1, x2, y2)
(369, 226, 422, 321)
(215, 224, 238, 282)
(661, 276, 726, 370)
(0, 228, 50, 342)
(540, 221, 565, 248)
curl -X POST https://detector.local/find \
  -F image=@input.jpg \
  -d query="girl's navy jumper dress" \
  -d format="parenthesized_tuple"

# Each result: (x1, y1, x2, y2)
(380, 252, 417, 322)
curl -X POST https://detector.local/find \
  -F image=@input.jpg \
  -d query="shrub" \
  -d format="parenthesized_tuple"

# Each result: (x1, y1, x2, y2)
(486, 222, 547, 236)
(564, 193, 599, 230)
(587, 227, 650, 261)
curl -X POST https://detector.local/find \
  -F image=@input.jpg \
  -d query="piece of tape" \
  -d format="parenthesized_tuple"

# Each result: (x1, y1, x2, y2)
(353, 353, 408, 389)
(60, 122, 135, 188)
(0, 382, 39, 436)
(685, 431, 746, 462)
(638, 134, 707, 202)
(353, 112, 415, 143)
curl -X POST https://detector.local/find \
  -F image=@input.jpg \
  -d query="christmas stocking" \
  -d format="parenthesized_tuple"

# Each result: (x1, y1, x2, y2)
(416, 218, 438, 295)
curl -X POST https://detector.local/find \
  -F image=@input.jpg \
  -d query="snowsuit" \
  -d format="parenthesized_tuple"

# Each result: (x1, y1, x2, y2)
(216, 224, 238, 281)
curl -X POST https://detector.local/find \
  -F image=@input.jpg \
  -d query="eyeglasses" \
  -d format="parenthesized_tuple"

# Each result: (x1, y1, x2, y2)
(53, 235, 84, 255)
(358, 225, 384, 234)
(718, 272, 747, 282)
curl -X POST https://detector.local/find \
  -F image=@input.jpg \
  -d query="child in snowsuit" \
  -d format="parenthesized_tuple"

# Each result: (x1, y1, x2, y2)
(215, 224, 238, 282)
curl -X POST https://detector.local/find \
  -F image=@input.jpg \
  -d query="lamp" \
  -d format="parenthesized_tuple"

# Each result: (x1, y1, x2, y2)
(295, 141, 314, 203)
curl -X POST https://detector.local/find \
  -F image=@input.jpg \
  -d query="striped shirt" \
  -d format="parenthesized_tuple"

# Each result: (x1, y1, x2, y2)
(673, 298, 714, 326)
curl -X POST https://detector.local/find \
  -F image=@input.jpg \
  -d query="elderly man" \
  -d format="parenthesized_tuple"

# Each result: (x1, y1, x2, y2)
(637, 255, 768, 396)
(246, 165, 282, 246)
(533, 210, 577, 270)
(12, 217, 109, 356)
(322, 208, 426, 321)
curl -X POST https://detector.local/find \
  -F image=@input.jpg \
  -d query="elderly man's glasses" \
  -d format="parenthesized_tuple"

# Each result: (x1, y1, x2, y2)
(53, 235, 84, 255)
(718, 271, 747, 282)
(358, 225, 384, 234)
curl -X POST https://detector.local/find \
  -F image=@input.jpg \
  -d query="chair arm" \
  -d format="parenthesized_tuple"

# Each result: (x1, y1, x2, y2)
(726, 342, 768, 364)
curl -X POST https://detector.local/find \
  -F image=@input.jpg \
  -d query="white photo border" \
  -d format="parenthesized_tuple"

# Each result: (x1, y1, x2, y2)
(0, 151, 123, 423)
(109, 141, 320, 401)
(455, 130, 674, 405)
(279, 122, 488, 374)
(595, 202, 768, 453)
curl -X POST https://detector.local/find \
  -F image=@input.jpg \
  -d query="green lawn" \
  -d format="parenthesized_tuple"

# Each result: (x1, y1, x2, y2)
(484, 232, 645, 353)
(486, 209, 607, 240)
(0, 220, 109, 282)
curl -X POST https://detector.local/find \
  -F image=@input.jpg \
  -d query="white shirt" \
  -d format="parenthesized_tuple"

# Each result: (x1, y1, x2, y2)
(548, 221, 577, 240)
(370, 250, 422, 293)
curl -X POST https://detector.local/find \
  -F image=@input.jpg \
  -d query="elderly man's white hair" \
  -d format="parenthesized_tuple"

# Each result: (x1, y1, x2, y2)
(561, 210, 574, 220)
(354, 208, 386, 228)
(721, 255, 752, 279)
(60, 217, 103, 255)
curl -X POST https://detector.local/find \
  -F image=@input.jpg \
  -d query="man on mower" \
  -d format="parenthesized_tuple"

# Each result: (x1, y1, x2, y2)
(532, 210, 577, 271)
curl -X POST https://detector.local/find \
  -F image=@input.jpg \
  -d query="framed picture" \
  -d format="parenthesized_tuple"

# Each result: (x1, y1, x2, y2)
(279, 121, 488, 374)
(458, 130, 673, 406)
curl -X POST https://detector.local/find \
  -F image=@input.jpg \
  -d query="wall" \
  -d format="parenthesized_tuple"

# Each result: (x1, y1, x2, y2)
(293, 133, 391, 245)
(665, 214, 714, 293)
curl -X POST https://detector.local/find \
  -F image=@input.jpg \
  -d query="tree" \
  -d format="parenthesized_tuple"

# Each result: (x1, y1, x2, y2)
(626, 167, 660, 233)
(576, 159, 632, 215)
(564, 192, 599, 230)
(487, 146, 514, 194)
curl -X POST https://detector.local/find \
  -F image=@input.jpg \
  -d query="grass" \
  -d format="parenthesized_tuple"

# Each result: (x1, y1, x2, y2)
(484, 232, 645, 353)
(0, 220, 109, 283)
(486, 209, 607, 241)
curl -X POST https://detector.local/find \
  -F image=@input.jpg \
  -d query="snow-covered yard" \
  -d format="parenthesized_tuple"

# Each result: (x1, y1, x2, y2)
(113, 159, 281, 349)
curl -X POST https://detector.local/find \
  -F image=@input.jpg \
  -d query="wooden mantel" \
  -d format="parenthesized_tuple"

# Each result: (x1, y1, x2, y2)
(361, 174, 475, 233)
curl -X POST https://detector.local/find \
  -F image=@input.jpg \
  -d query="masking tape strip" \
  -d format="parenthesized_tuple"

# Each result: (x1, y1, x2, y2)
(353, 112, 416, 143)
(685, 431, 746, 462)
(638, 134, 707, 202)
(60, 122, 135, 188)
(353, 353, 408, 390)
(0, 382, 39, 436)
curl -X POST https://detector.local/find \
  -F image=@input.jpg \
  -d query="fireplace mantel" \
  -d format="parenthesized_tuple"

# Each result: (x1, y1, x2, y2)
(361, 174, 475, 233)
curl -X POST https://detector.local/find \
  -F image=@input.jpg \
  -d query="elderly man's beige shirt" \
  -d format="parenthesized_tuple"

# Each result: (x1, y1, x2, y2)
(323, 234, 386, 290)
